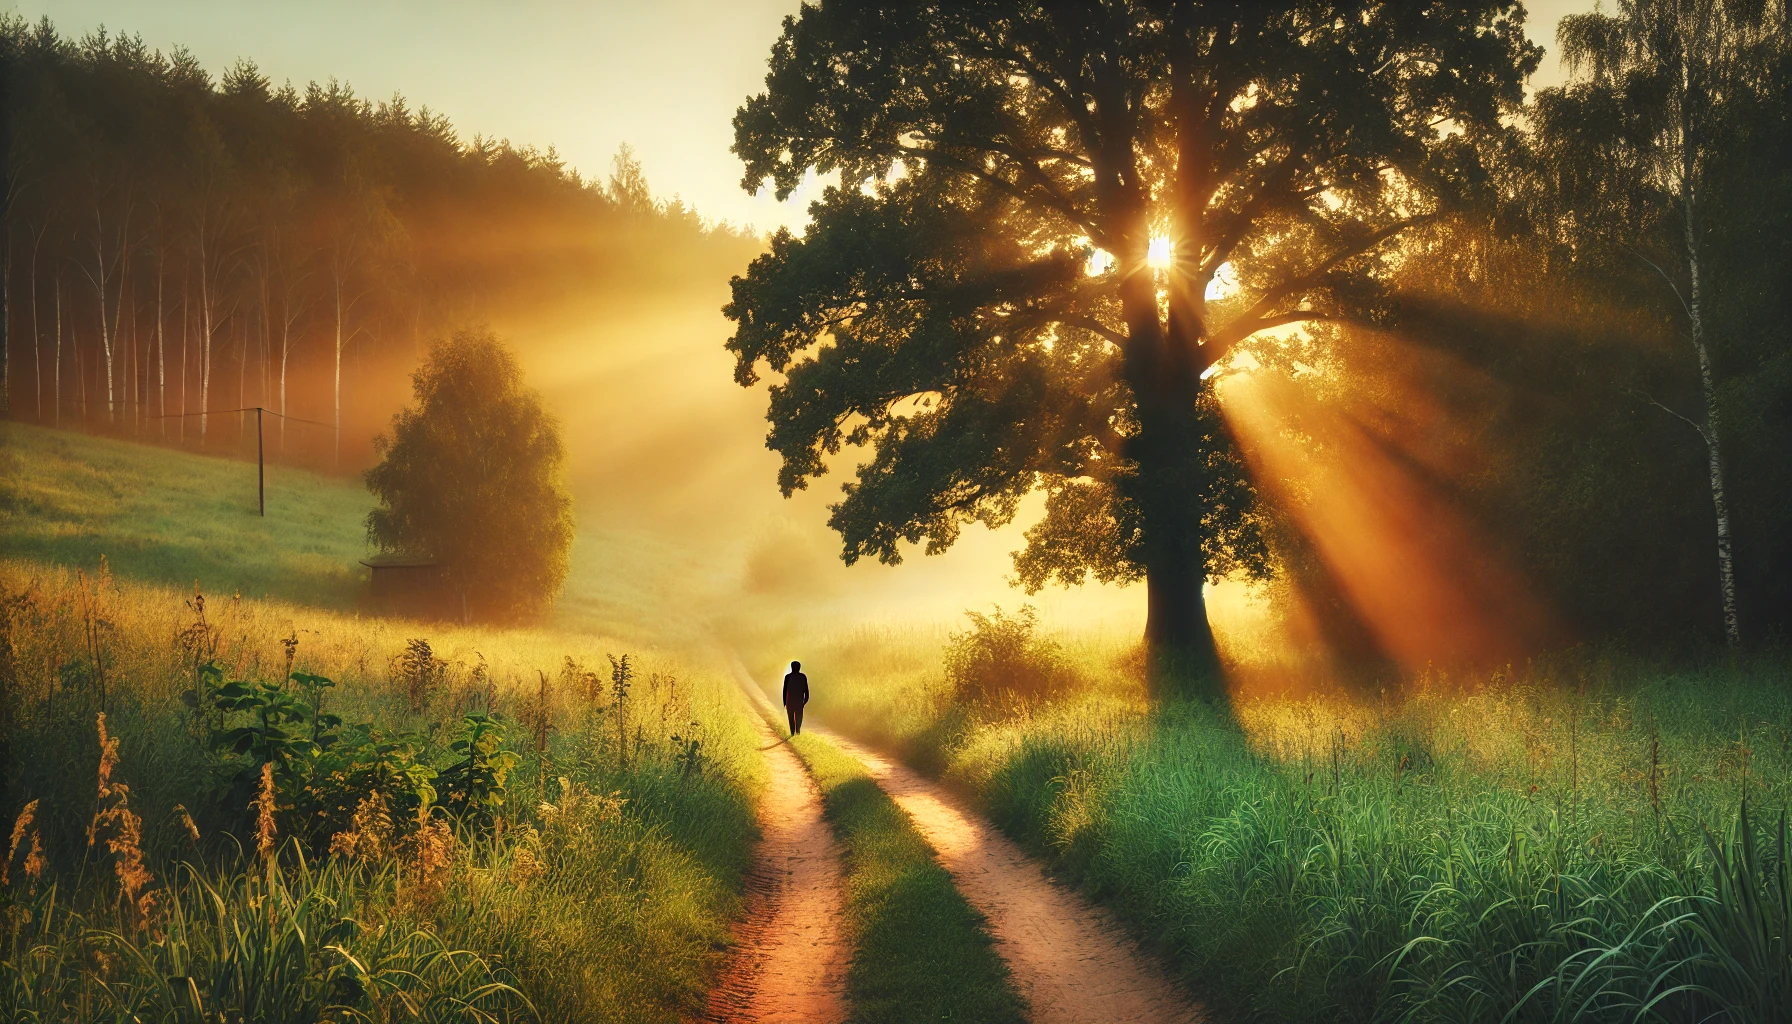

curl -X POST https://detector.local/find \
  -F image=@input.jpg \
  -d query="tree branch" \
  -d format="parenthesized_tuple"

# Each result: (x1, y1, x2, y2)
(1208, 213, 1432, 356)
(1624, 385, 1711, 445)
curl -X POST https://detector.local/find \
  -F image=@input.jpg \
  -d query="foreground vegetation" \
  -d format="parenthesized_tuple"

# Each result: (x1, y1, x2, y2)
(0, 558, 763, 1022)
(775, 613, 1792, 1024)
(786, 731, 1026, 1024)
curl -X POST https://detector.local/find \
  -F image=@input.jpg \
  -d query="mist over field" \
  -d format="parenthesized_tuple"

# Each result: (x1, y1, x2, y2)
(7, 4, 1792, 1023)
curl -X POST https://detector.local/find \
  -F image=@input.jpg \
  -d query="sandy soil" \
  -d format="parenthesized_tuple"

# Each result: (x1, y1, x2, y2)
(825, 732, 1209, 1024)
(702, 680, 851, 1024)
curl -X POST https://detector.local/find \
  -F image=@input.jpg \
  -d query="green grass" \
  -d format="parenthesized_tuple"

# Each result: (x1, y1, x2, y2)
(0, 422, 770, 1022)
(1, 421, 374, 609)
(0, 421, 741, 647)
(0, 559, 765, 1022)
(789, 624, 1792, 1024)
(787, 731, 1028, 1024)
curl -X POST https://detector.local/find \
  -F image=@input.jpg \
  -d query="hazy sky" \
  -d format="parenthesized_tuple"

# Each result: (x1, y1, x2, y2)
(9, 0, 1592, 235)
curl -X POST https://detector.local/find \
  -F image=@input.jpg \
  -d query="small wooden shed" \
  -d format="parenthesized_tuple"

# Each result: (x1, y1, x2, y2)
(361, 554, 455, 620)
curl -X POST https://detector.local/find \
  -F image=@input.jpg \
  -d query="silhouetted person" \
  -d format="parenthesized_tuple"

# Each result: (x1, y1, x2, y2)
(783, 660, 809, 736)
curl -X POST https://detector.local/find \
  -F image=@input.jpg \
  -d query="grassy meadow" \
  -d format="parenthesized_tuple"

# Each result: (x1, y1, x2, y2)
(762, 618, 1792, 1024)
(0, 424, 766, 1022)
(0, 422, 374, 610)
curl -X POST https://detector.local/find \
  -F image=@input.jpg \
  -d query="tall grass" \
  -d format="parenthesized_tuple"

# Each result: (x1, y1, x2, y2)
(783, 623, 1792, 1023)
(2, 857, 527, 1023)
(0, 557, 763, 1023)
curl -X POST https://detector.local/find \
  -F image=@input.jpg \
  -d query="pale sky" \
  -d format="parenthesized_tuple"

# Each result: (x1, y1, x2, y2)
(8, 0, 1592, 236)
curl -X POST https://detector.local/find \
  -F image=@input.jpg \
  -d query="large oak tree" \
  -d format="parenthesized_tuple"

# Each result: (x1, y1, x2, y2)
(727, 0, 1538, 677)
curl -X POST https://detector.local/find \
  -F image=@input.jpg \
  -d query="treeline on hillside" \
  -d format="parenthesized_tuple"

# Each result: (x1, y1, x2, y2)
(1286, 4, 1792, 652)
(0, 16, 756, 468)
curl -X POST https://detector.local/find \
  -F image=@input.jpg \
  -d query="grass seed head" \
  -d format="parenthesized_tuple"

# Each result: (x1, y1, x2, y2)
(173, 804, 202, 847)
(5, 799, 38, 886)
(22, 831, 44, 885)
(329, 791, 394, 862)
(254, 762, 278, 859)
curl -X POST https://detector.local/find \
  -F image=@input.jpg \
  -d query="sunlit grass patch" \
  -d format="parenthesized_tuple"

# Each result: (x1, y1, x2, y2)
(1, 421, 373, 609)
(784, 619, 1792, 1024)
(0, 558, 763, 1023)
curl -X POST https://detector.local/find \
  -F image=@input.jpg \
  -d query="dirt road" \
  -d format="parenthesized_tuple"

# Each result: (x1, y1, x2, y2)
(702, 680, 851, 1024)
(824, 732, 1208, 1024)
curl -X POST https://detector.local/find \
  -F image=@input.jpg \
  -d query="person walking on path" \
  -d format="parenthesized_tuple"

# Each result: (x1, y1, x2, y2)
(783, 661, 809, 736)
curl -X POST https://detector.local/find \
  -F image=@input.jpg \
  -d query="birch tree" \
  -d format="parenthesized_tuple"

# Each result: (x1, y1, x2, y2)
(1556, 0, 1786, 646)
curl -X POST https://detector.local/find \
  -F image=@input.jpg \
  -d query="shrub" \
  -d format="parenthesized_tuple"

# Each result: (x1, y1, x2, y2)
(943, 606, 1074, 710)
(364, 328, 575, 623)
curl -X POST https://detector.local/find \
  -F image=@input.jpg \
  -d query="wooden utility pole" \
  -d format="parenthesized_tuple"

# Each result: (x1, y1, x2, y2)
(257, 406, 265, 516)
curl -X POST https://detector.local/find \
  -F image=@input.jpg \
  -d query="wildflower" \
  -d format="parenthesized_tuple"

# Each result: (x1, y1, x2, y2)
(173, 804, 202, 847)
(23, 832, 44, 885)
(330, 792, 393, 863)
(87, 713, 121, 846)
(88, 715, 155, 927)
(403, 807, 455, 909)
(254, 762, 278, 859)
(5, 800, 37, 886)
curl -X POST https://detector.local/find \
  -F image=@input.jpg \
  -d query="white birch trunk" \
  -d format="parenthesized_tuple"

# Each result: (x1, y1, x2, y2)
(179, 267, 190, 442)
(53, 273, 62, 428)
(334, 274, 344, 469)
(1681, 177, 1740, 646)
(2, 232, 10, 420)
(199, 237, 213, 444)
(156, 250, 165, 435)
(278, 314, 290, 453)
(92, 209, 116, 425)
(237, 316, 247, 442)
(29, 227, 42, 421)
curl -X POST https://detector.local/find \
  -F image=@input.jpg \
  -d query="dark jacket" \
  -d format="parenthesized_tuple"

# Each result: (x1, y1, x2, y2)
(782, 670, 809, 707)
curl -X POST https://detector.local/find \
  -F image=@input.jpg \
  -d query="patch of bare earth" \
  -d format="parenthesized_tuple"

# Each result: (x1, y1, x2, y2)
(701, 682, 851, 1024)
(825, 732, 1209, 1024)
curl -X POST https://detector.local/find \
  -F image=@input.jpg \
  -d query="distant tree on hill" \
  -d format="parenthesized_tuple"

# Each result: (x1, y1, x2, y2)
(364, 327, 572, 621)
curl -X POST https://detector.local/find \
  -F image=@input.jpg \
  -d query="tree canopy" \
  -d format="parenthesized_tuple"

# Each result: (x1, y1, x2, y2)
(727, 0, 1539, 676)
(364, 328, 573, 622)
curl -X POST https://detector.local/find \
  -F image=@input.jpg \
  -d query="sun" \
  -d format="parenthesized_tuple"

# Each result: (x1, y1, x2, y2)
(1147, 235, 1174, 270)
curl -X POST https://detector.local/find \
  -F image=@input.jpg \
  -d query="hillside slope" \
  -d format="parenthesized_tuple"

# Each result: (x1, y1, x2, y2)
(0, 423, 739, 645)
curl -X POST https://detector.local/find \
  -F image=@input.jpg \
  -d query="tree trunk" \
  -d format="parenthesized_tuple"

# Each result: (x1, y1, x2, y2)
(1682, 177, 1740, 646)
(334, 275, 344, 470)
(123, 271, 135, 433)
(1116, 259, 1225, 697)
(155, 251, 165, 436)
(179, 263, 189, 442)
(1143, 555, 1221, 667)
(278, 321, 289, 453)
(199, 248, 213, 444)
(29, 230, 41, 422)
(53, 273, 62, 428)
(236, 316, 246, 442)
(92, 217, 115, 426)
(2, 229, 10, 420)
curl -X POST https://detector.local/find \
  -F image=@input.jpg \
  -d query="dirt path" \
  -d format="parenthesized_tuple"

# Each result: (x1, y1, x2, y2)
(702, 673, 851, 1024)
(822, 731, 1208, 1024)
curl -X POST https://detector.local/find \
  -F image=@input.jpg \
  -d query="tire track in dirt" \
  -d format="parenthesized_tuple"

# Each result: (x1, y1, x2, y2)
(702, 664, 850, 1024)
(821, 731, 1208, 1024)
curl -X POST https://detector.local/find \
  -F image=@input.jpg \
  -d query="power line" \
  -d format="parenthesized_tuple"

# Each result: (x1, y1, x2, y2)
(149, 406, 338, 430)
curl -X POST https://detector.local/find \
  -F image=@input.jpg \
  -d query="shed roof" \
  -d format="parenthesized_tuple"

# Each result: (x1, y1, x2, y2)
(360, 553, 440, 569)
